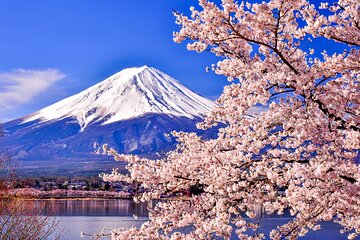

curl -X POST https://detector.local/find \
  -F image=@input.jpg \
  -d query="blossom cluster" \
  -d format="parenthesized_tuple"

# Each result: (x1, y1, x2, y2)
(100, 0, 359, 239)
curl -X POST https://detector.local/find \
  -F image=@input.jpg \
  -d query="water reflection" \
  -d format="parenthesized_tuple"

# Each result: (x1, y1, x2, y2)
(22, 199, 347, 240)
(27, 199, 149, 217)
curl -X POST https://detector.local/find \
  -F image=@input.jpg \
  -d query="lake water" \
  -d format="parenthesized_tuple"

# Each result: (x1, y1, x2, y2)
(30, 199, 149, 240)
(28, 199, 351, 240)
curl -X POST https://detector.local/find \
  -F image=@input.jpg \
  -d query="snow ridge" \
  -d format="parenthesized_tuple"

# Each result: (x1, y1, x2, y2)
(24, 66, 215, 131)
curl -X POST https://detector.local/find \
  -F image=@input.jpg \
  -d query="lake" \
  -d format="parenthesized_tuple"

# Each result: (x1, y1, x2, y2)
(28, 199, 350, 240)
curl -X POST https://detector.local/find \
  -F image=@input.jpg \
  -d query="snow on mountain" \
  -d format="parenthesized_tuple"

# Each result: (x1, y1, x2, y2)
(2, 66, 218, 174)
(24, 66, 215, 131)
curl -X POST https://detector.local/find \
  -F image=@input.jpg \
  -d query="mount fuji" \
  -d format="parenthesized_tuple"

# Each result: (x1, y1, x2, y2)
(2, 66, 216, 175)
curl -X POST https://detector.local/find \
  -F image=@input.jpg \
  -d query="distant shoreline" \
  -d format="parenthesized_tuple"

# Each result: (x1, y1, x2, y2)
(1, 188, 133, 200)
(1, 188, 191, 201)
(4, 196, 133, 200)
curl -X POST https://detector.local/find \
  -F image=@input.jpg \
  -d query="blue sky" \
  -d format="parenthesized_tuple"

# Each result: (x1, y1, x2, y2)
(0, 0, 228, 122)
(0, 0, 349, 122)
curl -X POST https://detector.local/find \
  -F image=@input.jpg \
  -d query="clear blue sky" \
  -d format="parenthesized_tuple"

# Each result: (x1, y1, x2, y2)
(0, 0, 347, 122)
(0, 0, 228, 122)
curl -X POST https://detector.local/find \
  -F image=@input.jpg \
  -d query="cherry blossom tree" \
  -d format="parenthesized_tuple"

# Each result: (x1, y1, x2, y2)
(99, 0, 360, 239)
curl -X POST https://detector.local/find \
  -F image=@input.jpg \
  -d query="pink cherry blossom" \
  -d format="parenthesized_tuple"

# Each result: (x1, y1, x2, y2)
(100, 0, 360, 239)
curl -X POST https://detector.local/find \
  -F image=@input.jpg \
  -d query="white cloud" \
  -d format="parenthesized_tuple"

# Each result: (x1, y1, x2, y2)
(0, 69, 66, 110)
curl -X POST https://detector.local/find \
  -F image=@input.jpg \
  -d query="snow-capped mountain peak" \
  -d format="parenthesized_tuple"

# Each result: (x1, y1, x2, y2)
(24, 66, 215, 131)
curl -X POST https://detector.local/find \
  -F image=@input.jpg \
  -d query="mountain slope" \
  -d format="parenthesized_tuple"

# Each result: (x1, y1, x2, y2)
(24, 66, 214, 131)
(2, 66, 216, 174)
